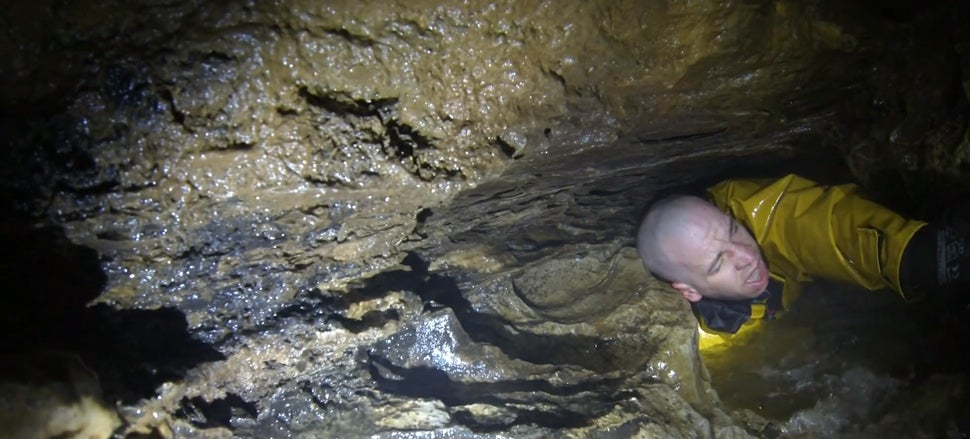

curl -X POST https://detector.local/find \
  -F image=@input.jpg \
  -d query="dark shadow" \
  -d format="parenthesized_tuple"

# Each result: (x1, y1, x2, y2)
(273, 288, 403, 334)
(367, 356, 633, 432)
(177, 394, 259, 429)
(903, 290, 970, 379)
(348, 251, 653, 431)
(634, 146, 856, 222)
(867, 169, 970, 220)
(347, 252, 639, 375)
(0, 222, 224, 404)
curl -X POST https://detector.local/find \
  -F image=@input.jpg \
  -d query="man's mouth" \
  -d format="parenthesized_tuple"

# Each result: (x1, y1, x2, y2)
(745, 260, 767, 289)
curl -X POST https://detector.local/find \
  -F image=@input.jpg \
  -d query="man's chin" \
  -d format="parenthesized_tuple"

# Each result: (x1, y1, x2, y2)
(733, 286, 766, 300)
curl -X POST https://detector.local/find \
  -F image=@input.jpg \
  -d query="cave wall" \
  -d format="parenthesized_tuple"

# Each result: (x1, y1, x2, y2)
(1, 0, 968, 437)
(1, 0, 889, 340)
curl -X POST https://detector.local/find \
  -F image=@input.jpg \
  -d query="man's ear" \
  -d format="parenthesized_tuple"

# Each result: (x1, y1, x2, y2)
(672, 282, 703, 302)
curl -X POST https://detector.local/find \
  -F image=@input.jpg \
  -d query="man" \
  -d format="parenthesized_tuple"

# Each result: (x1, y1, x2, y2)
(637, 173, 967, 347)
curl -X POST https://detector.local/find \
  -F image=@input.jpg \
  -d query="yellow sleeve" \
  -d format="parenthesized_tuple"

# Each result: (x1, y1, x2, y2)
(707, 174, 926, 299)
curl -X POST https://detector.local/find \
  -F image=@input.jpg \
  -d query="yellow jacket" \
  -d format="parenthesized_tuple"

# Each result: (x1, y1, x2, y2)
(695, 174, 926, 347)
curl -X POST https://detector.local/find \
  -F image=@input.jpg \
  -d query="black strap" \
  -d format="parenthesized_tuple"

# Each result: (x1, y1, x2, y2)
(900, 224, 938, 292)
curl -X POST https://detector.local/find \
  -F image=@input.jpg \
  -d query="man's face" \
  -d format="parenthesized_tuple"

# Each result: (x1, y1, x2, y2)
(663, 201, 769, 302)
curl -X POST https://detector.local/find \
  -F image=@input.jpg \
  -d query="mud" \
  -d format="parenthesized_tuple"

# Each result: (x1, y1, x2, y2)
(1, 0, 968, 437)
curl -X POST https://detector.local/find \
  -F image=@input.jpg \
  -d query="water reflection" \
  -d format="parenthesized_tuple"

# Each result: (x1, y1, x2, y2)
(701, 279, 968, 433)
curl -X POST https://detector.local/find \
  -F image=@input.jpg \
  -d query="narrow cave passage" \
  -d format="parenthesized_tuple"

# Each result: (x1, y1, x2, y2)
(1, 0, 969, 437)
(415, 128, 970, 434)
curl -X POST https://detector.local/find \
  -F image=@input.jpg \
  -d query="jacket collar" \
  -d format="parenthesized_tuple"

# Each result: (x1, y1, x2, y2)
(691, 278, 784, 334)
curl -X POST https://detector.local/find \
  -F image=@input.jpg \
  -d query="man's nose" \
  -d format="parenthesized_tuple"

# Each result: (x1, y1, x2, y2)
(728, 243, 756, 268)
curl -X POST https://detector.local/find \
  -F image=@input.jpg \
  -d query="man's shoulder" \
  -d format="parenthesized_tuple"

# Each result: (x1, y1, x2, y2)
(707, 173, 831, 206)
(708, 173, 813, 191)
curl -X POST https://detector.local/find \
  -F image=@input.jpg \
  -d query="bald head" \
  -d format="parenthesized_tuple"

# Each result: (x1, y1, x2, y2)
(636, 194, 769, 301)
(637, 195, 715, 282)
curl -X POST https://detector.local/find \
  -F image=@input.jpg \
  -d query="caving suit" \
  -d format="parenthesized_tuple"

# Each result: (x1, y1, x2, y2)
(693, 174, 927, 348)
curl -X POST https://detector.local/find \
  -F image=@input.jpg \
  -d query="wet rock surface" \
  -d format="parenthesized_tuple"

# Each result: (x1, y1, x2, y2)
(0, 352, 121, 439)
(1, 0, 969, 437)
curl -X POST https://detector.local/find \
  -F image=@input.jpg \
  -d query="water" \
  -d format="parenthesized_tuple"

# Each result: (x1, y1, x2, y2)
(701, 280, 969, 435)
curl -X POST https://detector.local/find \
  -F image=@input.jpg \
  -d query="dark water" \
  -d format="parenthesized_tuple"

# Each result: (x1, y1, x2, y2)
(701, 280, 969, 435)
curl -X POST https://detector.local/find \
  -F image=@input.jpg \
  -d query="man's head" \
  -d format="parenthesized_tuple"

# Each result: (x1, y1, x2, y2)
(637, 195, 769, 302)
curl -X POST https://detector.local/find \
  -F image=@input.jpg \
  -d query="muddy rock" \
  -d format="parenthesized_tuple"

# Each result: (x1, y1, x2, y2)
(0, 352, 121, 439)
(1, 0, 968, 437)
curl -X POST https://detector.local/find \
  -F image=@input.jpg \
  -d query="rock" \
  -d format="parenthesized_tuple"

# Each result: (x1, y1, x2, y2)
(0, 0, 968, 437)
(0, 352, 121, 439)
